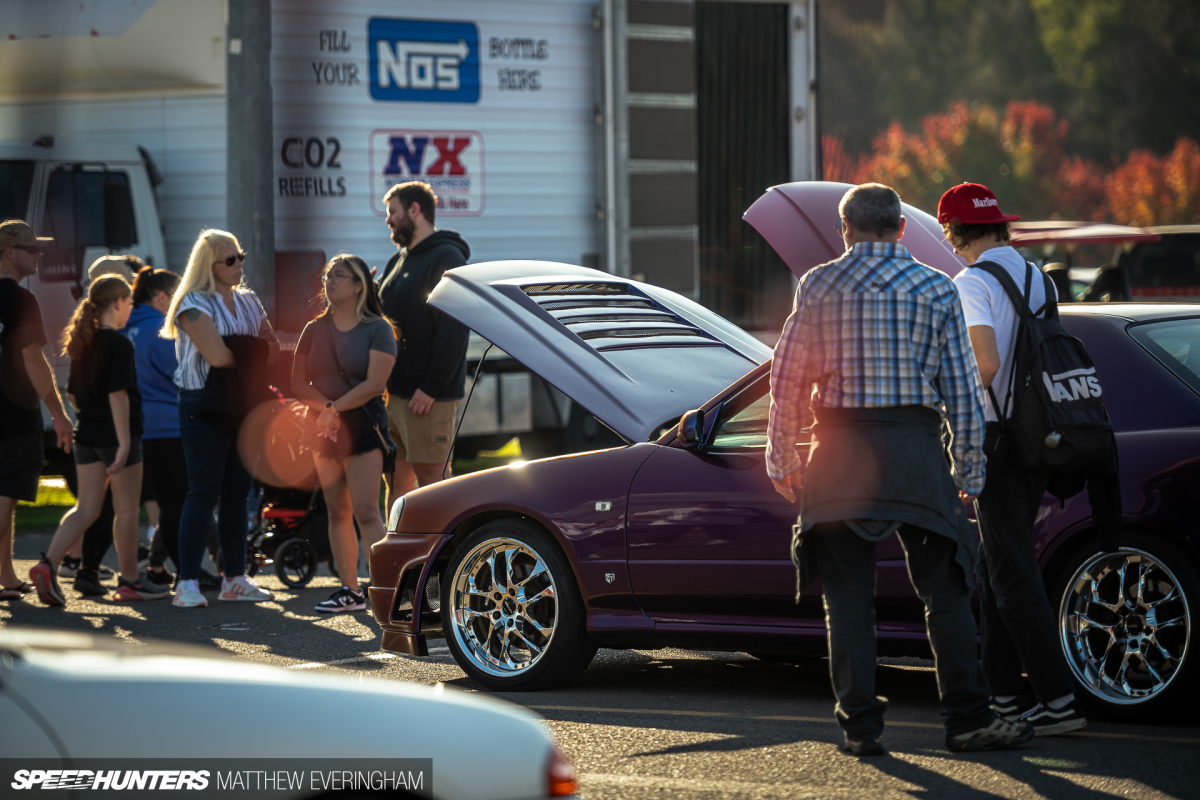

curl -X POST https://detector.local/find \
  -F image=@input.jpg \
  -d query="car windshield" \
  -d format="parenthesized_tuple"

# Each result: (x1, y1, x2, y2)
(1129, 317, 1200, 395)
(0, 160, 34, 220)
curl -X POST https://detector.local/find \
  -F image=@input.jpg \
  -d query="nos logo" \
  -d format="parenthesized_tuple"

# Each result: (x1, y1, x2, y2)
(368, 18, 480, 103)
(368, 130, 484, 217)
(1042, 367, 1102, 402)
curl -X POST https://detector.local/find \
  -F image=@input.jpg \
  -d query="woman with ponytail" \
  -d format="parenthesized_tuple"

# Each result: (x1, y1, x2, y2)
(291, 254, 397, 613)
(28, 275, 167, 605)
(125, 266, 187, 586)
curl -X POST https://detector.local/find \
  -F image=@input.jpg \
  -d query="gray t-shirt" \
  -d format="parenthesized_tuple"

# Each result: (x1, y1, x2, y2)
(296, 316, 398, 400)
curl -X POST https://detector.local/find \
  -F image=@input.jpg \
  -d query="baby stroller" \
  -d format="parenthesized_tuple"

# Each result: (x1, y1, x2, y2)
(246, 484, 333, 588)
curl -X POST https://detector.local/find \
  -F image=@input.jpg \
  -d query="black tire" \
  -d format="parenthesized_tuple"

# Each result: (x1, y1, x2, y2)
(442, 518, 597, 691)
(273, 538, 319, 588)
(1052, 532, 1199, 722)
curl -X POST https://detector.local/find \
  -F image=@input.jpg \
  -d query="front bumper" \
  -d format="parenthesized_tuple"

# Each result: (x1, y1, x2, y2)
(370, 533, 453, 657)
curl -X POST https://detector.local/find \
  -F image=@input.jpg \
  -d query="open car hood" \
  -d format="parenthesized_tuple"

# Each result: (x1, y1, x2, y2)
(428, 261, 771, 443)
(743, 181, 966, 279)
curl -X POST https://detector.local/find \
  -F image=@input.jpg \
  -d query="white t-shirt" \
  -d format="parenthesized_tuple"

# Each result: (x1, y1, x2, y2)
(953, 245, 1058, 422)
(173, 289, 266, 390)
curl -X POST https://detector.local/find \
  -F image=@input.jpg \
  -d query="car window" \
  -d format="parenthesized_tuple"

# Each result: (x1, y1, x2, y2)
(43, 169, 133, 253)
(1129, 318, 1200, 395)
(0, 160, 34, 220)
(709, 377, 811, 449)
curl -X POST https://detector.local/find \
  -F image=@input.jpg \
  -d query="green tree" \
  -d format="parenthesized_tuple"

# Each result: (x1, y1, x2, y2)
(1030, 0, 1200, 160)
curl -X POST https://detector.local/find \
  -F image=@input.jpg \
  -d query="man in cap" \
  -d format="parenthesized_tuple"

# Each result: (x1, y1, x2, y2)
(0, 221, 72, 599)
(938, 182, 1086, 736)
(767, 183, 1033, 755)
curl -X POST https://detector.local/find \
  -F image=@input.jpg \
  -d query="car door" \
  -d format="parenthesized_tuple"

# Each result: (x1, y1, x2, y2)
(626, 373, 826, 627)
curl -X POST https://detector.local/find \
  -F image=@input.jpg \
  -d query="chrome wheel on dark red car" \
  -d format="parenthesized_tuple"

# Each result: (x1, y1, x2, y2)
(1057, 537, 1197, 721)
(443, 519, 597, 691)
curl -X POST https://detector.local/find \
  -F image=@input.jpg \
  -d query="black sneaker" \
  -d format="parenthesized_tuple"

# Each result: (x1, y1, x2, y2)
(198, 570, 223, 590)
(58, 555, 82, 578)
(946, 717, 1035, 752)
(1017, 700, 1087, 736)
(315, 586, 367, 614)
(993, 692, 1036, 721)
(843, 737, 885, 757)
(142, 568, 174, 591)
(73, 567, 106, 597)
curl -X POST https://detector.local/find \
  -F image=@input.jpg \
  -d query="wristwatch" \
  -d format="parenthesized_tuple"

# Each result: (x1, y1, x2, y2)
(324, 401, 338, 415)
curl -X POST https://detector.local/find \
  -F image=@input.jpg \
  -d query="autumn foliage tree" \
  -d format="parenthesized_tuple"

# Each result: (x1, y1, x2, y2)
(823, 101, 1108, 221)
(1105, 138, 1200, 227)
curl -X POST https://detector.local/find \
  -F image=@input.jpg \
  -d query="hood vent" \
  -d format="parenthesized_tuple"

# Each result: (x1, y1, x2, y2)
(522, 281, 717, 351)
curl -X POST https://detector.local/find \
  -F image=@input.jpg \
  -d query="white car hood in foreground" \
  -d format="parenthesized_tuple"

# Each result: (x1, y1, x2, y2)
(0, 629, 560, 800)
(428, 260, 771, 444)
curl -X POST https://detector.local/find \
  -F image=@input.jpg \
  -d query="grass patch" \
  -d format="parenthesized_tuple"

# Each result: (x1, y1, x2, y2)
(15, 477, 73, 532)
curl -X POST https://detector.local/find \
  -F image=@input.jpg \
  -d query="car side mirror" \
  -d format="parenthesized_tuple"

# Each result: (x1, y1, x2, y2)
(678, 409, 703, 447)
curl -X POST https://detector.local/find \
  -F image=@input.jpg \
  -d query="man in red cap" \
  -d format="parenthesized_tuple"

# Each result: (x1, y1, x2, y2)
(0, 220, 73, 600)
(937, 183, 1086, 736)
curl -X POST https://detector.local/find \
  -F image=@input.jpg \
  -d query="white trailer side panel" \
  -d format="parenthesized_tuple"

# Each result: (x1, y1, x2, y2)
(271, 0, 599, 277)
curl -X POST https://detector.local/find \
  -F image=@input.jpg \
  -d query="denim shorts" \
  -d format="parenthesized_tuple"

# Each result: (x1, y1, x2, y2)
(74, 437, 144, 467)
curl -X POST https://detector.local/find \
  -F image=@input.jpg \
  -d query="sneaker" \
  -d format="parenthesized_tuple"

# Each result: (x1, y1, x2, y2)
(173, 579, 208, 608)
(993, 692, 1035, 721)
(114, 577, 170, 601)
(95, 565, 116, 580)
(843, 737, 885, 757)
(219, 575, 274, 602)
(198, 569, 223, 590)
(946, 717, 1035, 752)
(1017, 700, 1087, 736)
(58, 555, 81, 578)
(137, 543, 151, 573)
(141, 569, 173, 592)
(30, 555, 66, 607)
(315, 586, 367, 614)
(73, 567, 106, 597)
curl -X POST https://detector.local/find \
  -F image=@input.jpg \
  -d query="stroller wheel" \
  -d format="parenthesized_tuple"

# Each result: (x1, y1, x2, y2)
(274, 538, 319, 588)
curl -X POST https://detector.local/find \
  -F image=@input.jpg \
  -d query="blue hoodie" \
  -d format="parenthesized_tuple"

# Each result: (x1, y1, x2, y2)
(123, 304, 180, 439)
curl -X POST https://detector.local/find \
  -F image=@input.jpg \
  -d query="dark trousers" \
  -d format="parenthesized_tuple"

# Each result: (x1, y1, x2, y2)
(809, 523, 994, 739)
(975, 438, 1075, 701)
(177, 391, 251, 582)
(143, 437, 187, 570)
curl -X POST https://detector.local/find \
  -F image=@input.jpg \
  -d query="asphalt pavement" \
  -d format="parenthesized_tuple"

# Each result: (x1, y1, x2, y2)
(4, 530, 1196, 800)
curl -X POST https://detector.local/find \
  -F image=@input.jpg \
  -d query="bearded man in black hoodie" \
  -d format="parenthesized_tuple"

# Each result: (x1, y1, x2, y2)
(377, 181, 470, 508)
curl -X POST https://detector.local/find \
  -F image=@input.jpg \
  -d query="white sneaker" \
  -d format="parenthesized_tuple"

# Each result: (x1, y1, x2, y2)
(173, 579, 208, 608)
(219, 575, 274, 602)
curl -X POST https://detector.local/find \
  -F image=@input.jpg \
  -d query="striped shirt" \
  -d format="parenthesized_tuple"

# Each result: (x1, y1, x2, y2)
(173, 289, 266, 390)
(766, 242, 986, 495)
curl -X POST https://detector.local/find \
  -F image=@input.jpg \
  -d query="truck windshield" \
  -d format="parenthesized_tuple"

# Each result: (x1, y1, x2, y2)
(0, 160, 35, 220)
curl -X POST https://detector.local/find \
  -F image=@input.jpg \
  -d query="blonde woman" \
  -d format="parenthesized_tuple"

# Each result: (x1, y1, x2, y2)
(29, 275, 163, 604)
(163, 229, 279, 608)
(292, 254, 397, 613)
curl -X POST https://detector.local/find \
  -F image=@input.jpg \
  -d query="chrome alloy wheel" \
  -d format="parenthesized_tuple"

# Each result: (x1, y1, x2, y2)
(1059, 548, 1192, 706)
(449, 537, 559, 678)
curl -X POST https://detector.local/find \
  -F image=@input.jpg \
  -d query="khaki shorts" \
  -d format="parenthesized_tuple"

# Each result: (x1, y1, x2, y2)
(386, 396, 459, 465)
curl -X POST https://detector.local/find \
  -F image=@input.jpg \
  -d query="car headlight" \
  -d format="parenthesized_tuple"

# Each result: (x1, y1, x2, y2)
(387, 496, 406, 533)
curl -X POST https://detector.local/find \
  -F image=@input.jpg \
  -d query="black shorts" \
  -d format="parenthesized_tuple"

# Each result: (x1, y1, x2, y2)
(74, 437, 144, 468)
(317, 398, 396, 473)
(0, 433, 43, 502)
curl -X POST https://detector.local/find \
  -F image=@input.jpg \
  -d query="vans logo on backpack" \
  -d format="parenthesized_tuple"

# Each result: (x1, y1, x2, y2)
(1042, 367, 1102, 402)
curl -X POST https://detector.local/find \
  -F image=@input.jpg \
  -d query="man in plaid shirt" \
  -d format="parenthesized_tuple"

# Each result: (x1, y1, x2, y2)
(766, 183, 1033, 755)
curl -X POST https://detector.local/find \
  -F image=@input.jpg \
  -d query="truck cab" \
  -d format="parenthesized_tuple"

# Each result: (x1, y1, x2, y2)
(1, 139, 166, 463)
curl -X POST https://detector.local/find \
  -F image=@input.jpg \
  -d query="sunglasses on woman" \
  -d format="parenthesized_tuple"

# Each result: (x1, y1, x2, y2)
(214, 251, 247, 268)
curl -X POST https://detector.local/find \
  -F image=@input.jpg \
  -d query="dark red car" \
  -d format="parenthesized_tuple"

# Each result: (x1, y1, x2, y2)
(369, 182, 1199, 722)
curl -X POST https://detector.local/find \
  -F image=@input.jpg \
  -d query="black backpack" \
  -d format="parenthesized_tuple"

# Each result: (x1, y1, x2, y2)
(974, 260, 1114, 478)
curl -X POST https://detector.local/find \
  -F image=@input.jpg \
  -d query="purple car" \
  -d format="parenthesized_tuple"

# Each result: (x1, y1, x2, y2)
(370, 182, 1199, 722)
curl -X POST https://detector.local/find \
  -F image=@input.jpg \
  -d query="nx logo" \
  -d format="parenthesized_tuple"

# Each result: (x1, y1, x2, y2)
(368, 129, 484, 217)
(1042, 367, 1102, 402)
(368, 18, 480, 103)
